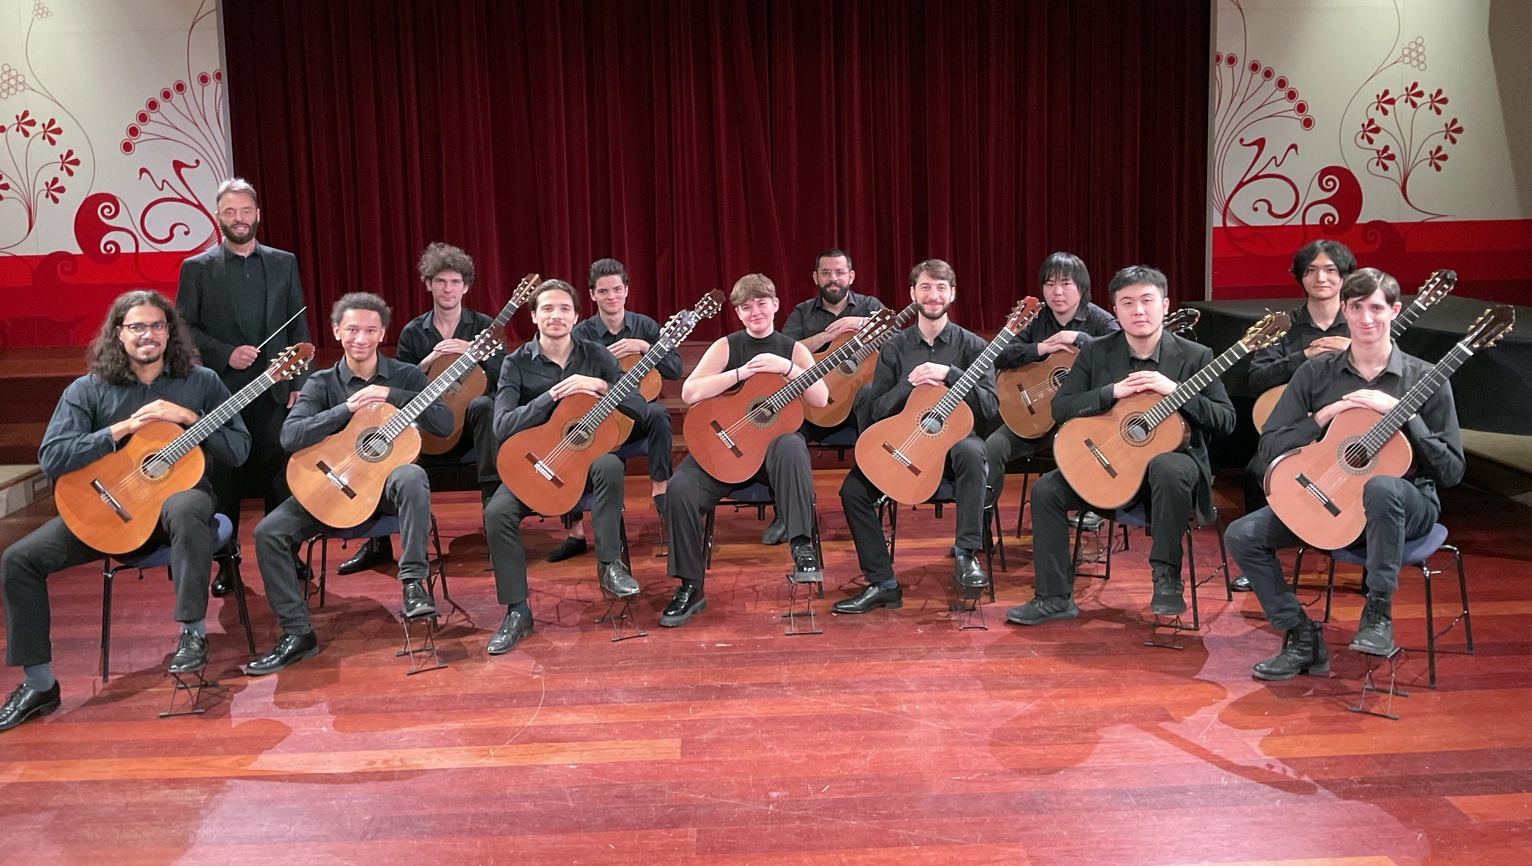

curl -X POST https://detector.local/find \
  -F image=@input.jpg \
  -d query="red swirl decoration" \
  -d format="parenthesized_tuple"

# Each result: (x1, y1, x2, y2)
(1300, 166, 1363, 234)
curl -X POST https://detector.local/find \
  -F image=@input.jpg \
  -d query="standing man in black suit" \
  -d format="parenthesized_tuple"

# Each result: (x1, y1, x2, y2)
(176, 178, 312, 596)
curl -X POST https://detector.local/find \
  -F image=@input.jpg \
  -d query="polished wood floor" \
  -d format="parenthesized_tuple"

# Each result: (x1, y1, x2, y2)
(0, 471, 1528, 865)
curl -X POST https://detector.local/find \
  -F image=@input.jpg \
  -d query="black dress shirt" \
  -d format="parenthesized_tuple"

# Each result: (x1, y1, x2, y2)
(864, 320, 998, 426)
(38, 367, 251, 483)
(394, 307, 508, 393)
(782, 290, 886, 342)
(994, 300, 1120, 369)
(1256, 347, 1464, 499)
(1246, 303, 1350, 393)
(570, 311, 684, 381)
(281, 354, 453, 453)
(225, 246, 268, 344)
(493, 337, 647, 442)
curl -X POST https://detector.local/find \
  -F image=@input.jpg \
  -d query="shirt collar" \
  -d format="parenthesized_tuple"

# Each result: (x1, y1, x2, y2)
(812, 290, 863, 315)
(1339, 345, 1407, 381)
(913, 319, 957, 346)
(223, 242, 260, 262)
(337, 354, 391, 384)
(1128, 334, 1162, 364)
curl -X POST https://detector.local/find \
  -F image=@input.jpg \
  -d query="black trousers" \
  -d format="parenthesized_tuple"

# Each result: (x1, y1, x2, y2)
(840, 435, 987, 586)
(1226, 476, 1439, 631)
(484, 453, 626, 606)
(3, 488, 214, 667)
(625, 401, 673, 483)
(665, 434, 814, 586)
(251, 464, 433, 636)
(983, 425, 1052, 506)
(1030, 452, 1200, 598)
(465, 395, 499, 485)
(212, 395, 290, 532)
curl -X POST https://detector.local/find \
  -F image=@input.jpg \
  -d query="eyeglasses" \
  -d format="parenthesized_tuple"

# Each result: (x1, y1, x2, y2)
(119, 322, 169, 336)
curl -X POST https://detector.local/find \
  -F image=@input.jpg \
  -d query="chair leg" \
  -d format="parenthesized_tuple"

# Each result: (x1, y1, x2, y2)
(1216, 517, 1233, 601)
(429, 513, 449, 602)
(226, 549, 257, 656)
(1104, 519, 1117, 582)
(1323, 554, 1337, 623)
(1450, 545, 1473, 654)
(1291, 547, 1306, 596)
(1185, 527, 1200, 632)
(100, 564, 114, 683)
(703, 507, 716, 570)
(1421, 559, 1437, 689)
(1014, 470, 1031, 539)
(810, 495, 824, 599)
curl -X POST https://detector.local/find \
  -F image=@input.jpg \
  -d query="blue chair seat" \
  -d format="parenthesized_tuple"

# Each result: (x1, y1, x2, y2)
(325, 514, 400, 543)
(1332, 523, 1449, 569)
(119, 513, 235, 569)
(725, 481, 773, 503)
(306, 513, 446, 608)
(613, 439, 648, 461)
(810, 427, 858, 448)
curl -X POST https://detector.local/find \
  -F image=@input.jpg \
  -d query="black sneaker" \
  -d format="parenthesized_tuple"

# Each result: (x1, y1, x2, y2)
(1005, 595, 1079, 626)
(1350, 596, 1395, 655)
(790, 541, 822, 582)
(1150, 566, 1186, 616)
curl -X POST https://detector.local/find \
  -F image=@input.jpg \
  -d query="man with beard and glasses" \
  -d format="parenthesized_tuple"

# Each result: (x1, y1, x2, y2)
(1, 291, 250, 732)
(176, 178, 312, 597)
(833, 259, 999, 614)
(768, 248, 886, 544)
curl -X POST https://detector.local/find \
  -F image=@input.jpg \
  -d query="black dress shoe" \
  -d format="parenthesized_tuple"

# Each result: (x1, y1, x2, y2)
(790, 541, 822, 581)
(659, 584, 706, 627)
(487, 609, 534, 655)
(168, 631, 209, 674)
(243, 631, 320, 677)
(210, 561, 234, 597)
(1231, 574, 1252, 592)
(833, 583, 903, 614)
(598, 561, 640, 597)
(401, 579, 437, 618)
(0, 681, 61, 732)
(546, 536, 588, 563)
(337, 537, 393, 575)
(953, 554, 989, 589)
(761, 513, 787, 546)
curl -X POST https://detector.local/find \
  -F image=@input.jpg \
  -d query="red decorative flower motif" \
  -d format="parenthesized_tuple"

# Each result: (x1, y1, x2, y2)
(1371, 90, 1395, 116)
(39, 117, 61, 145)
(1359, 118, 1382, 145)
(1371, 145, 1397, 173)
(1402, 81, 1425, 109)
(1442, 118, 1463, 144)
(12, 109, 36, 136)
(1426, 145, 1449, 172)
(0, 171, 9, 200)
(1426, 88, 1448, 115)
(41, 176, 64, 203)
(57, 149, 79, 176)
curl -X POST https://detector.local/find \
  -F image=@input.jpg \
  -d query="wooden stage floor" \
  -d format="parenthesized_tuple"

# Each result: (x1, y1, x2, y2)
(0, 471, 1528, 865)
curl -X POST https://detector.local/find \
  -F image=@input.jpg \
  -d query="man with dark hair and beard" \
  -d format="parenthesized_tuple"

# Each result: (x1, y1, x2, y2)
(176, 178, 312, 597)
(0, 291, 251, 733)
(766, 248, 886, 544)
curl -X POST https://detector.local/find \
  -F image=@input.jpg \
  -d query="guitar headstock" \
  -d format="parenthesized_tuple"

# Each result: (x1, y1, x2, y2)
(1165, 307, 1201, 337)
(694, 289, 725, 320)
(1464, 304, 1515, 351)
(658, 290, 727, 349)
(1415, 269, 1458, 308)
(1239, 311, 1291, 352)
(853, 307, 901, 345)
(1002, 297, 1043, 335)
(266, 343, 315, 381)
(511, 273, 541, 308)
(467, 326, 506, 361)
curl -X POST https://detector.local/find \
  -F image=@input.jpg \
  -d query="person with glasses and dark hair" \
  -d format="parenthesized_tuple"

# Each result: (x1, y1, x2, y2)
(1, 291, 251, 733)
(176, 178, 312, 598)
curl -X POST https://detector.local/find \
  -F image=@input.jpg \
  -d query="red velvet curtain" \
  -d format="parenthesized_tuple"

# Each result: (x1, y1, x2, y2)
(224, 0, 1210, 348)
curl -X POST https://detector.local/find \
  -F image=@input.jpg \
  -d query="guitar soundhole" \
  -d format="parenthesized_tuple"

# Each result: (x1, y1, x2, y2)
(1340, 437, 1373, 473)
(563, 421, 592, 450)
(746, 398, 777, 429)
(355, 427, 392, 462)
(1122, 415, 1153, 444)
(918, 412, 945, 436)
(1048, 369, 1069, 389)
(139, 453, 170, 480)
(837, 360, 858, 376)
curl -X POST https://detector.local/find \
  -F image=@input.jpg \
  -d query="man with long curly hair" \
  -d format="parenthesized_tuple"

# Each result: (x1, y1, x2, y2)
(0, 291, 251, 733)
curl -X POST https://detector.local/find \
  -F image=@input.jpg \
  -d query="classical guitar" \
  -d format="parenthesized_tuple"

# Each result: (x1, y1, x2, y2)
(856, 298, 1043, 505)
(802, 302, 918, 428)
(996, 307, 1200, 440)
(1053, 312, 1289, 511)
(55, 344, 315, 554)
(686, 307, 904, 484)
(288, 326, 505, 528)
(1252, 270, 1457, 431)
(419, 273, 541, 455)
(1265, 305, 1513, 550)
(498, 291, 725, 515)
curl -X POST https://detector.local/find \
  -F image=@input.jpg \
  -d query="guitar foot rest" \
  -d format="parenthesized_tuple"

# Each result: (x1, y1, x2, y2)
(783, 570, 823, 636)
(1349, 647, 1408, 721)
(949, 577, 989, 631)
(397, 612, 447, 675)
(596, 589, 649, 642)
(1145, 613, 1199, 650)
(161, 668, 222, 718)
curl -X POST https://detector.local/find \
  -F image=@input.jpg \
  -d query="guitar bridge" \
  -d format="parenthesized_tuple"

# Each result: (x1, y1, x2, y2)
(525, 452, 564, 488)
(881, 442, 922, 476)
(710, 420, 742, 457)
(1083, 438, 1117, 478)
(315, 460, 357, 499)
(1295, 472, 1341, 517)
(90, 479, 132, 523)
(1016, 384, 1034, 414)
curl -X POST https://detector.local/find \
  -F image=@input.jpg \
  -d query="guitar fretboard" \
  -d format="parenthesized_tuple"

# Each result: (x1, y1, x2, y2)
(932, 315, 1032, 419)
(570, 310, 701, 438)
(1138, 340, 1249, 430)
(1355, 341, 1474, 460)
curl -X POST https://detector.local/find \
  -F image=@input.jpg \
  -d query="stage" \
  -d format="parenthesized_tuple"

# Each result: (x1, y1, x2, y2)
(0, 470, 1527, 865)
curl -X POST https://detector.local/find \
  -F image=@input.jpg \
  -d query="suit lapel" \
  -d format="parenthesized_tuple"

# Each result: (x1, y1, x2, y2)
(259, 243, 284, 342)
(1103, 331, 1132, 384)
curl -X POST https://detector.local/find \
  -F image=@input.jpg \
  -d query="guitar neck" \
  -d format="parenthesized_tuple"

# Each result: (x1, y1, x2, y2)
(380, 353, 477, 443)
(932, 326, 1017, 417)
(573, 323, 696, 434)
(1139, 339, 1247, 429)
(1357, 341, 1473, 459)
(490, 297, 524, 330)
(767, 328, 880, 410)
(157, 369, 281, 465)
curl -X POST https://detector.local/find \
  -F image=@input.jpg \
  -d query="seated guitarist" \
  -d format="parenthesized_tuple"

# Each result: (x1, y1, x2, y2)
(1006, 266, 1235, 626)
(662, 274, 828, 627)
(1, 291, 251, 732)
(1225, 268, 1463, 680)
(769, 247, 885, 545)
(559, 258, 681, 559)
(983, 252, 1118, 508)
(483, 279, 648, 655)
(245, 293, 452, 676)
(835, 258, 999, 614)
